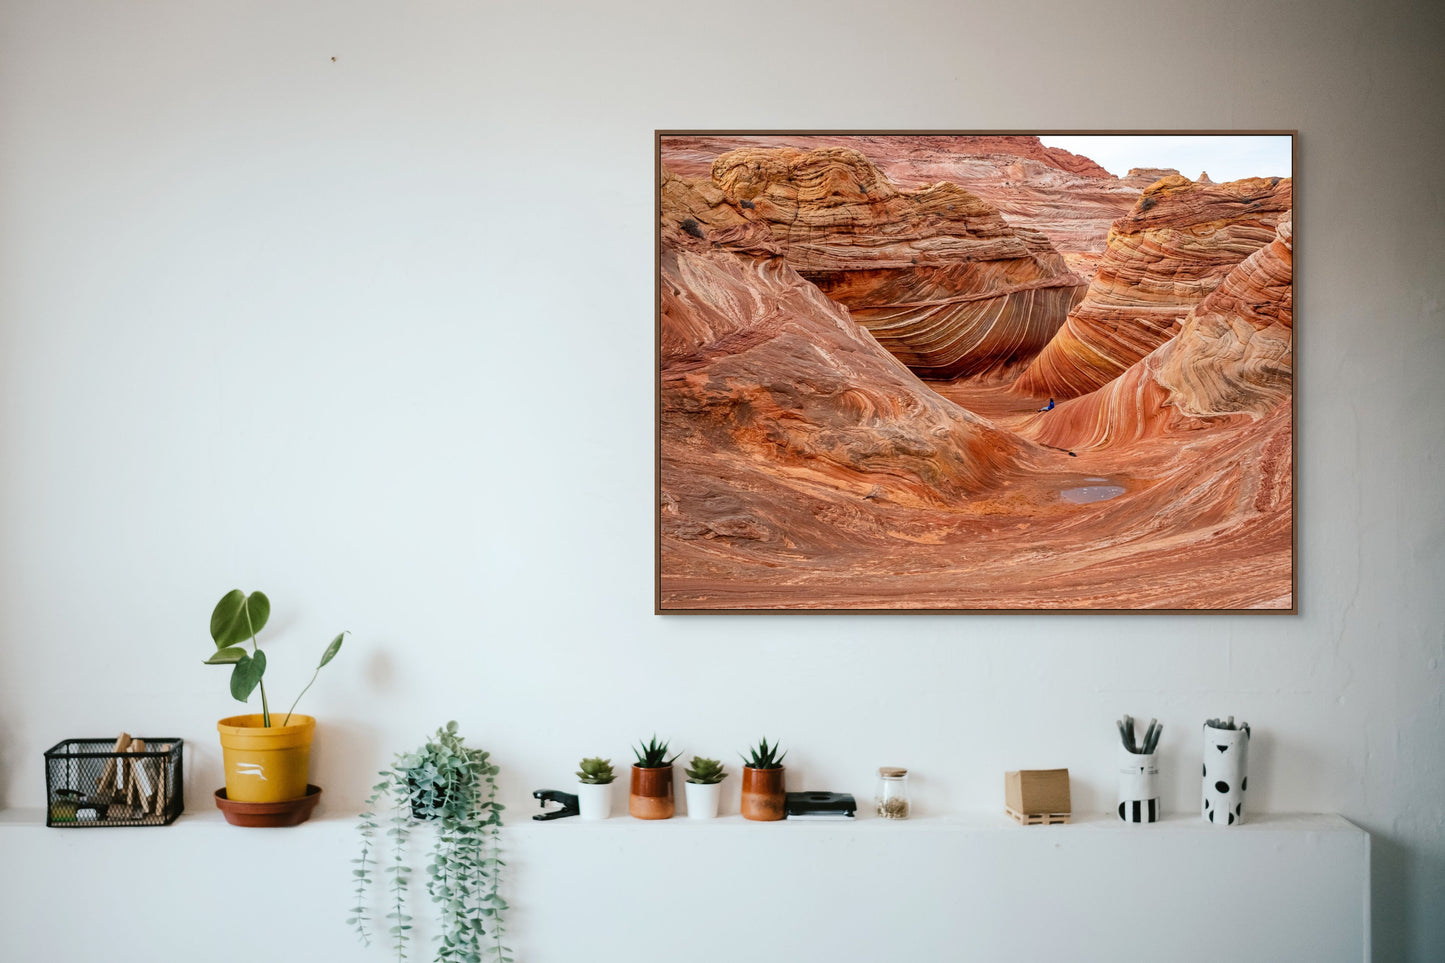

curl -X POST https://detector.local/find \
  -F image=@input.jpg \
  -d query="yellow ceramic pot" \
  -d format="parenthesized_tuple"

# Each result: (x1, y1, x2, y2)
(216, 713, 315, 803)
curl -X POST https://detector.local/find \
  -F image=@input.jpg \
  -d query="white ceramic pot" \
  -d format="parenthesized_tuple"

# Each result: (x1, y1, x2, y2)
(684, 780, 721, 819)
(1202, 723, 1249, 826)
(577, 781, 613, 821)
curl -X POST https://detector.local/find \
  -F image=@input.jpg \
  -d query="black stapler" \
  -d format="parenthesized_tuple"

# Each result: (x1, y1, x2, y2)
(532, 788, 580, 820)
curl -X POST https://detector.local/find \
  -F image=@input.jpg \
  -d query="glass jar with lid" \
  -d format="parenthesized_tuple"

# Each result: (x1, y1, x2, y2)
(875, 767, 910, 819)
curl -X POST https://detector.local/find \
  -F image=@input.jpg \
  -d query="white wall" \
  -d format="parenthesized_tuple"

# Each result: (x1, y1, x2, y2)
(0, 0, 1440, 959)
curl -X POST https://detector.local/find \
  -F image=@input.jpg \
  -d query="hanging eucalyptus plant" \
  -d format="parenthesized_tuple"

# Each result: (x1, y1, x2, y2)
(351, 721, 510, 963)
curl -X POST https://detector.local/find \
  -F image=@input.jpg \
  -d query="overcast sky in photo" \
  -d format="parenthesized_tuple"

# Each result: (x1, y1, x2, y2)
(1040, 135, 1293, 182)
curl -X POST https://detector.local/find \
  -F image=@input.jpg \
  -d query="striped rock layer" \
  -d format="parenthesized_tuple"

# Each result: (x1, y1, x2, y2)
(658, 166, 777, 258)
(661, 134, 1145, 266)
(1013, 175, 1292, 399)
(660, 175, 1035, 550)
(1026, 218, 1293, 452)
(705, 145, 1085, 379)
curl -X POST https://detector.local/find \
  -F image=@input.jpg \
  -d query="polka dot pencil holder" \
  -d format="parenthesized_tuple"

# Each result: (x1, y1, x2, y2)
(1202, 722, 1249, 826)
(1117, 745, 1160, 823)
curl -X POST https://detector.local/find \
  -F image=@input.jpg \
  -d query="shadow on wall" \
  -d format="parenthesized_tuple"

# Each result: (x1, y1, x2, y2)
(0, 711, 13, 804)
(311, 718, 383, 812)
(1240, 726, 1327, 818)
(1370, 828, 1443, 961)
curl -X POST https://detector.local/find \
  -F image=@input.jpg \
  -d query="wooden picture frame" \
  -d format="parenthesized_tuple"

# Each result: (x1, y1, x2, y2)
(657, 131, 1295, 613)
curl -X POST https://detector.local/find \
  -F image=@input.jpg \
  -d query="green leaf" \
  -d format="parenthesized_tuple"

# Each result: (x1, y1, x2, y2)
(210, 589, 270, 648)
(204, 646, 248, 665)
(246, 591, 270, 635)
(230, 650, 266, 701)
(318, 631, 346, 668)
(210, 590, 245, 646)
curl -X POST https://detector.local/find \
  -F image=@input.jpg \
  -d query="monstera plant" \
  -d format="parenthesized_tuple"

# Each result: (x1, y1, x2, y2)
(203, 589, 345, 808)
(204, 589, 345, 727)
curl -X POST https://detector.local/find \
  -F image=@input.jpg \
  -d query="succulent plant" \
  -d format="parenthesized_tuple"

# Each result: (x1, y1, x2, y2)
(741, 737, 786, 770)
(684, 756, 727, 785)
(633, 734, 681, 769)
(576, 757, 616, 785)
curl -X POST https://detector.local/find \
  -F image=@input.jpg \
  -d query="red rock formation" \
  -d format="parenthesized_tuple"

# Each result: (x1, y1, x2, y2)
(660, 167, 1036, 527)
(1025, 218, 1293, 450)
(657, 154, 1294, 611)
(663, 133, 1110, 181)
(1122, 167, 1182, 188)
(661, 135, 1142, 267)
(1013, 175, 1292, 399)
(658, 167, 776, 257)
(702, 145, 1084, 378)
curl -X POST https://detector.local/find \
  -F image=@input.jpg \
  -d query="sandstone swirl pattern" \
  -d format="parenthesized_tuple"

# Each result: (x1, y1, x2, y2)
(1007, 219, 1294, 608)
(705, 146, 1085, 378)
(662, 134, 1145, 276)
(1014, 175, 1292, 399)
(659, 170, 1040, 580)
(1026, 217, 1292, 451)
(657, 137, 1293, 610)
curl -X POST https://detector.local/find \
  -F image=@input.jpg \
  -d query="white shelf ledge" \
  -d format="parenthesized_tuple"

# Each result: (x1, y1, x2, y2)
(0, 807, 1368, 963)
(0, 804, 1359, 833)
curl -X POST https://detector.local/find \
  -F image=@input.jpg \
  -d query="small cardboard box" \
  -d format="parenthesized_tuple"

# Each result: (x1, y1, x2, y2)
(1005, 768, 1071, 816)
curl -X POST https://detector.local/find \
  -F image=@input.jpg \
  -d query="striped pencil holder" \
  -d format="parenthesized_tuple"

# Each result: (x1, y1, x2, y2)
(1117, 746, 1159, 823)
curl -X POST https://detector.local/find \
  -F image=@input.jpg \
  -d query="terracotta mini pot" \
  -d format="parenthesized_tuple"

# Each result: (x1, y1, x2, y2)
(741, 766, 785, 821)
(629, 765, 675, 820)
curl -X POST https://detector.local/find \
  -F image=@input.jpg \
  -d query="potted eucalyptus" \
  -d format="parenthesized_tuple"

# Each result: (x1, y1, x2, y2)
(740, 738, 787, 821)
(576, 757, 616, 820)
(683, 756, 727, 819)
(201, 589, 345, 820)
(629, 735, 680, 820)
(351, 721, 509, 963)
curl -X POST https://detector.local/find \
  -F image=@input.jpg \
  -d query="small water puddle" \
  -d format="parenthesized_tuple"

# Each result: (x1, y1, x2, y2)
(1059, 477, 1127, 504)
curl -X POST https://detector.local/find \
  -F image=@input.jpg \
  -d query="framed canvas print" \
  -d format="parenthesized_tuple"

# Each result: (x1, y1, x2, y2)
(656, 131, 1294, 612)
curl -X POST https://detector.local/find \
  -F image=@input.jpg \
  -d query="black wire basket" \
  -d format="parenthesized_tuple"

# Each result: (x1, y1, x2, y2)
(44, 738, 184, 827)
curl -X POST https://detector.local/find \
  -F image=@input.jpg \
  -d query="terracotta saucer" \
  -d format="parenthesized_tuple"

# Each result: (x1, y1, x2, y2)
(214, 785, 322, 827)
